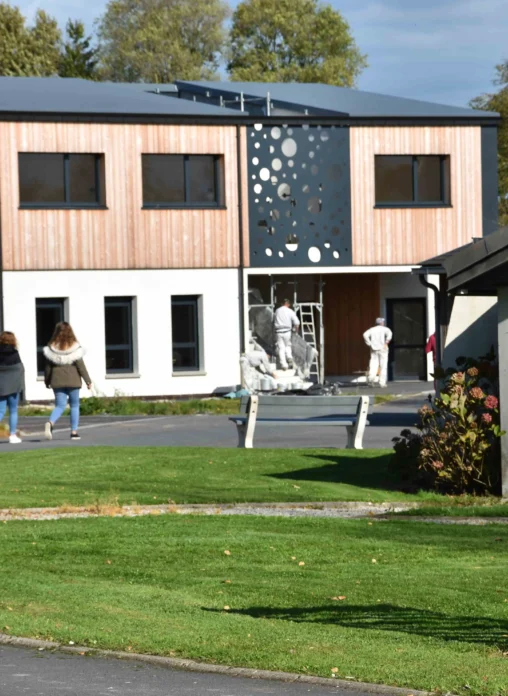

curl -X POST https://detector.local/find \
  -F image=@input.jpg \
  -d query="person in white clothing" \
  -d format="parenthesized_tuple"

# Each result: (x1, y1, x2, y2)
(273, 299, 300, 370)
(363, 318, 393, 388)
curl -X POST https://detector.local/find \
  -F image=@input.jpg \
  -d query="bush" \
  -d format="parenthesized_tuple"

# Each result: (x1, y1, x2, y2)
(392, 353, 503, 494)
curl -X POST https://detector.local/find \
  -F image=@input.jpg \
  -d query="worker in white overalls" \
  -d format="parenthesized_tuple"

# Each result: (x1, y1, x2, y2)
(363, 317, 393, 388)
(273, 299, 300, 370)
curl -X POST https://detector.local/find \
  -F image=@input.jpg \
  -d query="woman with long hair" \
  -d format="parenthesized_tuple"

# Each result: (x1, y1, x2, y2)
(44, 322, 91, 441)
(0, 331, 24, 444)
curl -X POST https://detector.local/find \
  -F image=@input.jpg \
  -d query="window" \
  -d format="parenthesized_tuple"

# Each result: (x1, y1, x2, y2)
(375, 155, 450, 206)
(171, 296, 202, 372)
(142, 155, 224, 208)
(19, 153, 105, 207)
(36, 298, 66, 375)
(104, 297, 135, 373)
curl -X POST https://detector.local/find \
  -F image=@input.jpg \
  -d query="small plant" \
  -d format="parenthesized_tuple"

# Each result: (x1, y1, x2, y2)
(392, 352, 504, 494)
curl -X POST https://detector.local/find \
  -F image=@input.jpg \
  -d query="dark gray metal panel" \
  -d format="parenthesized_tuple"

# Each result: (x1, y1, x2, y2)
(247, 124, 352, 267)
(481, 126, 499, 236)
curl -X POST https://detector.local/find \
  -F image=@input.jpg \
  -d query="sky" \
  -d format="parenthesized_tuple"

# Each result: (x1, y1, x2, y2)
(16, 0, 508, 107)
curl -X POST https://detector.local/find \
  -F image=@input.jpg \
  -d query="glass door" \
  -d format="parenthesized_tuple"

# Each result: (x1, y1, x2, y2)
(386, 299, 427, 381)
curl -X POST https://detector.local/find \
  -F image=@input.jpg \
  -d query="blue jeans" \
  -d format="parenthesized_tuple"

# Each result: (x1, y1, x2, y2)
(51, 388, 80, 432)
(0, 393, 19, 434)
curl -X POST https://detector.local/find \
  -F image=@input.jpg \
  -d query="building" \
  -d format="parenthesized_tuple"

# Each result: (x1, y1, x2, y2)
(0, 77, 499, 400)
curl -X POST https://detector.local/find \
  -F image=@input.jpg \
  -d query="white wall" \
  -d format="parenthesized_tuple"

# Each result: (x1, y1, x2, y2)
(444, 295, 498, 368)
(4, 269, 241, 401)
(380, 272, 437, 379)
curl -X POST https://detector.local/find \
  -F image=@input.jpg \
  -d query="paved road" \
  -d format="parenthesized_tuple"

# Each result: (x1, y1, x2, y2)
(0, 645, 372, 696)
(2, 397, 427, 451)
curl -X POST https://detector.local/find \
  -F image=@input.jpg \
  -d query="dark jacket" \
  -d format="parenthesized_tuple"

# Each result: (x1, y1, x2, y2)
(44, 343, 91, 389)
(0, 345, 25, 397)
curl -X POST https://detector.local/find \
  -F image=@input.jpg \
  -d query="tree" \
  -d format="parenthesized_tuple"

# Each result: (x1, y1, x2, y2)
(472, 62, 508, 227)
(0, 4, 61, 76)
(95, 0, 229, 83)
(59, 20, 98, 79)
(227, 0, 367, 86)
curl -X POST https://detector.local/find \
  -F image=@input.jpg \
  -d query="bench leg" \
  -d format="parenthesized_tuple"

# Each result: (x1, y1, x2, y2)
(236, 423, 249, 448)
(236, 395, 258, 448)
(346, 425, 362, 450)
(345, 396, 369, 450)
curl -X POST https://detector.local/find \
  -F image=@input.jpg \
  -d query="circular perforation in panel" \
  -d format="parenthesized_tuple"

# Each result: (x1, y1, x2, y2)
(281, 138, 297, 157)
(307, 197, 322, 214)
(277, 183, 291, 200)
(285, 233, 299, 252)
(271, 127, 282, 140)
(308, 246, 321, 263)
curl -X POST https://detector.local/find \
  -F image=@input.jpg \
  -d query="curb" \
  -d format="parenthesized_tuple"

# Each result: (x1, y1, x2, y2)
(0, 633, 430, 696)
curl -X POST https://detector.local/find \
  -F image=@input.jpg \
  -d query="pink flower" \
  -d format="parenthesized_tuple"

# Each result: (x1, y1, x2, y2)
(482, 413, 493, 424)
(432, 461, 444, 470)
(469, 387, 485, 400)
(484, 395, 499, 410)
(467, 367, 479, 377)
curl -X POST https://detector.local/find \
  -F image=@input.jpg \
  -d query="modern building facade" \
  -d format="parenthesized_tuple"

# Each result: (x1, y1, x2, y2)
(0, 77, 499, 399)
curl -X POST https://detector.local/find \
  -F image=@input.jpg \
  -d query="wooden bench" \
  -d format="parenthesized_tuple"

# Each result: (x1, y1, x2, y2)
(229, 395, 371, 449)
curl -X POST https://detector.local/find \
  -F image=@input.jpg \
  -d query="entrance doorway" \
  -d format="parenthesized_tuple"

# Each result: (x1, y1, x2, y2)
(386, 299, 427, 380)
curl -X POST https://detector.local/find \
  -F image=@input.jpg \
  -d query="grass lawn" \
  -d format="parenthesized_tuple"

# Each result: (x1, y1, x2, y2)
(0, 447, 447, 509)
(0, 515, 507, 695)
(396, 503, 508, 517)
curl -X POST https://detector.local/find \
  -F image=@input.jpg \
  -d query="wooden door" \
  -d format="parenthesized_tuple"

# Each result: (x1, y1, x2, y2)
(323, 274, 380, 376)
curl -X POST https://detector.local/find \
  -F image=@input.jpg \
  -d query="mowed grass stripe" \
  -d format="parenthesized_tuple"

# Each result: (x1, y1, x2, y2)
(0, 515, 507, 695)
(0, 447, 442, 509)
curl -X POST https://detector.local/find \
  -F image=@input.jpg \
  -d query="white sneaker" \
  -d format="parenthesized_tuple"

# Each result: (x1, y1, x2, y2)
(45, 422, 53, 440)
(9, 434, 21, 444)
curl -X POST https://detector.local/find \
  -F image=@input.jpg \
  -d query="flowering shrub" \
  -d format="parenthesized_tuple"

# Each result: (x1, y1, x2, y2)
(392, 352, 503, 494)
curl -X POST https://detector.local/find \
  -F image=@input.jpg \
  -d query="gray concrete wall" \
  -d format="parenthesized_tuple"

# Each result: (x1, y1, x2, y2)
(443, 295, 498, 369)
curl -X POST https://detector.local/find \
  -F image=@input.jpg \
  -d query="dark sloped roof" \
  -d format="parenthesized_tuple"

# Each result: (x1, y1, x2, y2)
(0, 77, 239, 117)
(420, 227, 508, 295)
(177, 80, 500, 119)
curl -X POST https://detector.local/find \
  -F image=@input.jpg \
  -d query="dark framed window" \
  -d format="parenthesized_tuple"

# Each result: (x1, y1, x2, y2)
(105, 297, 135, 374)
(36, 298, 66, 375)
(375, 155, 450, 207)
(19, 153, 105, 208)
(171, 296, 201, 372)
(142, 155, 224, 208)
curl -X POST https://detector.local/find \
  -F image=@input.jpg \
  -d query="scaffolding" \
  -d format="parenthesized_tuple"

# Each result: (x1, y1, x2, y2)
(248, 275, 325, 383)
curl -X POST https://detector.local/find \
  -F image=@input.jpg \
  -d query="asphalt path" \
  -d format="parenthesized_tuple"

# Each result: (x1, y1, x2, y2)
(2, 398, 426, 451)
(0, 645, 375, 696)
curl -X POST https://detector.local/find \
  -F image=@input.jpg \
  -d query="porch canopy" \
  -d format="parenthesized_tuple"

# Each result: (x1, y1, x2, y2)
(420, 226, 508, 497)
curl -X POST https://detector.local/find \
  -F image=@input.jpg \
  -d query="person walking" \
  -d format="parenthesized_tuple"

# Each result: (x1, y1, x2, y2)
(363, 317, 393, 388)
(273, 299, 300, 370)
(0, 331, 25, 444)
(44, 322, 91, 441)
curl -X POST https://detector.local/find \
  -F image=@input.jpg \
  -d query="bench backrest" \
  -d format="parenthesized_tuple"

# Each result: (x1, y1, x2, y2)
(239, 395, 371, 420)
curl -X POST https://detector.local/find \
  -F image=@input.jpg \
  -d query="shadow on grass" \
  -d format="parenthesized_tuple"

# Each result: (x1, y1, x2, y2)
(270, 453, 402, 492)
(205, 603, 508, 649)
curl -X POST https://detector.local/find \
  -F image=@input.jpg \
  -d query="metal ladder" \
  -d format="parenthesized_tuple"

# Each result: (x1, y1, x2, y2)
(297, 304, 319, 381)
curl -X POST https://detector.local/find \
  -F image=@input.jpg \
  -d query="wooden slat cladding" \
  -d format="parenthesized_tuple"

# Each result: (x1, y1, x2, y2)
(0, 122, 247, 270)
(350, 126, 483, 266)
(323, 273, 380, 375)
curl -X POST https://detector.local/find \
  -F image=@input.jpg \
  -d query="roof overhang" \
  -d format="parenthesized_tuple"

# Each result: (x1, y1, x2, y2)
(418, 228, 508, 296)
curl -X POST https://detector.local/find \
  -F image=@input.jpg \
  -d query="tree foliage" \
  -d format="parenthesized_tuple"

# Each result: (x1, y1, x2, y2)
(0, 4, 61, 76)
(228, 0, 367, 86)
(95, 0, 230, 83)
(59, 20, 98, 79)
(471, 62, 508, 227)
